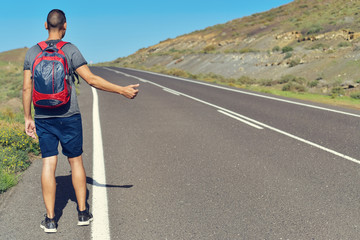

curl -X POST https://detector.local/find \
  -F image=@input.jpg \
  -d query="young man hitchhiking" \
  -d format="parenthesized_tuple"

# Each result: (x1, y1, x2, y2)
(22, 9, 139, 233)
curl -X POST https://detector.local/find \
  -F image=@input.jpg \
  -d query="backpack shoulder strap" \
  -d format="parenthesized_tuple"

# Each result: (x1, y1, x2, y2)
(37, 41, 48, 51)
(56, 41, 69, 50)
(55, 41, 78, 82)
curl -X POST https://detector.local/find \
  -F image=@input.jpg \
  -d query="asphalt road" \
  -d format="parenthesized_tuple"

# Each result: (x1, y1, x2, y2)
(1, 66, 360, 239)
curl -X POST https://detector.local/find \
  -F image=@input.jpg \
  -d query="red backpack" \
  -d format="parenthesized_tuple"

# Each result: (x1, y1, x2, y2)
(32, 41, 71, 108)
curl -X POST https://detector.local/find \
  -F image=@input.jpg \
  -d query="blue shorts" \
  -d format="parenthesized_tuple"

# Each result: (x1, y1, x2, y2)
(35, 114, 83, 158)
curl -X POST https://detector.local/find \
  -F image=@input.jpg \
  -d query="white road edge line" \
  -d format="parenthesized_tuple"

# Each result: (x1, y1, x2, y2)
(111, 67, 360, 118)
(91, 87, 110, 240)
(104, 68, 360, 165)
(218, 110, 263, 129)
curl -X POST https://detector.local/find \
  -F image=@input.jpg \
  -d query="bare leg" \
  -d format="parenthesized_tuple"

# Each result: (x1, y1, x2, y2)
(41, 156, 58, 219)
(68, 155, 87, 211)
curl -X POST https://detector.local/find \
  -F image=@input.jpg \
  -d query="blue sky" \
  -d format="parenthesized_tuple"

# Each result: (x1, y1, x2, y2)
(0, 0, 293, 63)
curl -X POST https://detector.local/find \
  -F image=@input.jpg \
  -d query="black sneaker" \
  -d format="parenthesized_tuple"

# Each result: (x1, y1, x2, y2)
(78, 209, 93, 226)
(40, 215, 57, 233)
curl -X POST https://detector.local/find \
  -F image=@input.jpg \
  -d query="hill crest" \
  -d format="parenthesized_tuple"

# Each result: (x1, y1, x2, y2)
(0, 48, 28, 64)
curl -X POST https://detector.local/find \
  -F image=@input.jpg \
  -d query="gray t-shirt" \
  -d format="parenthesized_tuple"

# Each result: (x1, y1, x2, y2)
(24, 40, 87, 118)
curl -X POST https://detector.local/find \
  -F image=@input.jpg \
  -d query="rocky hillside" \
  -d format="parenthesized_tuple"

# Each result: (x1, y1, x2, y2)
(108, 0, 360, 95)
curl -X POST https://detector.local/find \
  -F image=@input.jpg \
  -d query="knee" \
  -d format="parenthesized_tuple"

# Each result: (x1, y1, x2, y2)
(68, 155, 83, 167)
(42, 156, 57, 173)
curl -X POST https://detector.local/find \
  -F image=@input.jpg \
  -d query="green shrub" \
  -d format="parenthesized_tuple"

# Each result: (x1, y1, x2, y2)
(280, 75, 307, 92)
(284, 52, 292, 59)
(0, 170, 17, 193)
(0, 125, 40, 154)
(0, 147, 29, 173)
(331, 87, 345, 98)
(282, 83, 292, 91)
(282, 46, 293, 53)
(350, 92, 360, 99)
(236, 76, 257, 85)
(260, 79, 274, 86)
(338, 42, 351, 48)
(202, 45, 216, 53)
(282, 82, 306, 92)
(0, 121, 40, 193)
(279, 75, 295, 84)
(289, 58, 301, 67)
(308, 80, 318, 88)
(272, 46, 280, 52)
(294, 77, 306, 85)
(306, 24, 323, 35)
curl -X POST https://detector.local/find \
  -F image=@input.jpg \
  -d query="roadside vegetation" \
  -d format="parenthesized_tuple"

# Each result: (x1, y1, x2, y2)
(115, 63, 360, 110)
(0, 48, 40, 194)
(0, 120, 40, 193)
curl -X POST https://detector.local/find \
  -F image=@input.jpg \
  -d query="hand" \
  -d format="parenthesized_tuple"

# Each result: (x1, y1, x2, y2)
(121, 84, 139, 99)
(25, 119, 37, 139)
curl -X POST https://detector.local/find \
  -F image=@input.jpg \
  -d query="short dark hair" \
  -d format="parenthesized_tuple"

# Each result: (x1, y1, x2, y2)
(47, 9, 66, 30)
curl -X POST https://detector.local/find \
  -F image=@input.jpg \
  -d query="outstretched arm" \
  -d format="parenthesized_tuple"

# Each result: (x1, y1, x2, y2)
(76, 65, 139, 99)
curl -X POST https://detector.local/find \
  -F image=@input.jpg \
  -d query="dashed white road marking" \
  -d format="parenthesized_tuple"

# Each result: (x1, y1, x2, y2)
(163, 88, 181, 96)
(218, 110, 263, 129)
(91, 87, 110, 240)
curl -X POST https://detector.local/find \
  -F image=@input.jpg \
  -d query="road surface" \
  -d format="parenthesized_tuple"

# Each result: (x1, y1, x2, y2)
(1, 66, 360, 239)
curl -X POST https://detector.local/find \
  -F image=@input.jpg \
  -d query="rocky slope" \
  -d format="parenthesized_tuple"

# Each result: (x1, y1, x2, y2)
(108, 0, 360, 95)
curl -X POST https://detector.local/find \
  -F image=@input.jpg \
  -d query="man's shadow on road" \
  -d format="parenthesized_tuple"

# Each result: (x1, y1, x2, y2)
(54, 174, 133, 222)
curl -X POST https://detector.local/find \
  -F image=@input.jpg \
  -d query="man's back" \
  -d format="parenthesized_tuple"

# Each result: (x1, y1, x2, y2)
(24, 40, 87, 118)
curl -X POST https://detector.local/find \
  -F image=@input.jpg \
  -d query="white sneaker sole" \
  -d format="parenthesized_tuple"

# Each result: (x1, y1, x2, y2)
(77, 217, 93, 226)
(40, 224, 57, 233)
